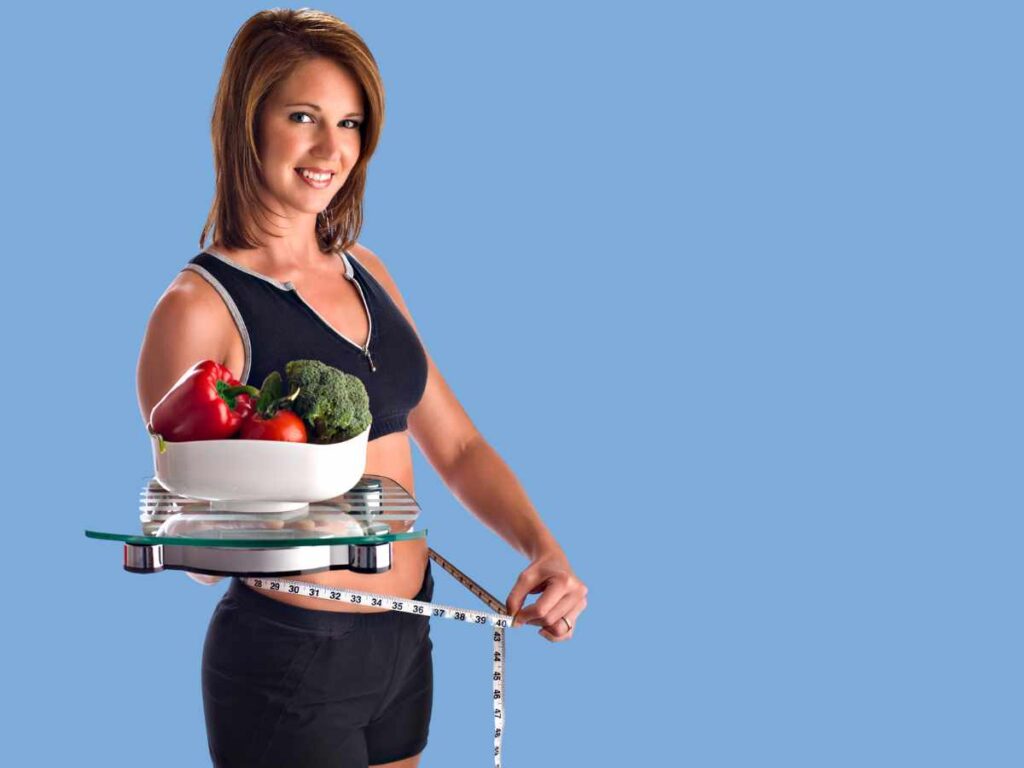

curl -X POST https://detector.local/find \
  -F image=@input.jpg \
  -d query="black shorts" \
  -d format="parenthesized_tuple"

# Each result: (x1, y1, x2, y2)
(202, 560, 434, 767)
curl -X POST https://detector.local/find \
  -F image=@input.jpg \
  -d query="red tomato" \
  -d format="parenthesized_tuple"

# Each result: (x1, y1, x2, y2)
(237, 410, 308, 443)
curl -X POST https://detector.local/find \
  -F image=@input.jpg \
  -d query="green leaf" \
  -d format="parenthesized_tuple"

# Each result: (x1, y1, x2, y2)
(256, 371, 283, 415)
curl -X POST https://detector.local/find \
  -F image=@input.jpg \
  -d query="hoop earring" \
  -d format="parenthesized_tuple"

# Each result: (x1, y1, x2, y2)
(319, 209, 335, 243)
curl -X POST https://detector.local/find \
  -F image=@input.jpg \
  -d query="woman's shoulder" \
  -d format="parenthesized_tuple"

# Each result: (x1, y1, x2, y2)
(168, 259, 229, 307)
(344, 242, 421, 332)
(152, 252, 238, 337)
(137, 257, 239, 423)
(345, 241, 382, 273)
(345, 242, 400, 293)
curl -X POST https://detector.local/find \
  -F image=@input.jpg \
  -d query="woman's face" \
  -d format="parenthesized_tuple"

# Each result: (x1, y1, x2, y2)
(256, 57, 365, 219)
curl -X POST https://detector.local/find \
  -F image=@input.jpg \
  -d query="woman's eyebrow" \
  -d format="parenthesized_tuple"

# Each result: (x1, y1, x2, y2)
(284, 102, 363, 117)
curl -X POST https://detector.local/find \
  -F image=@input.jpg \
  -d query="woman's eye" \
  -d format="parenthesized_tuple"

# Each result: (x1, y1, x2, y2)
(289, 113, 360, 130)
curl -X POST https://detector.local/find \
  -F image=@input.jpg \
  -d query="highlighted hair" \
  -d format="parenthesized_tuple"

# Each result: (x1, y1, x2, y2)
(200, 8, 385, 254)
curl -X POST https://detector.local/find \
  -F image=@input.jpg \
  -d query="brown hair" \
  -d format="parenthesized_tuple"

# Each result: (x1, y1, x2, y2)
(199, 8, 385, 254)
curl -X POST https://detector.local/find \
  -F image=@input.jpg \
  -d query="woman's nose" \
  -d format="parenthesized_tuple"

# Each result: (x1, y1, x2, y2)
(313, 127, 346, 161)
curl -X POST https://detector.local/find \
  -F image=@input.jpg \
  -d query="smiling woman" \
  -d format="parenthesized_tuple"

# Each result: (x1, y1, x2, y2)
(199, 14, 385, 257)
(133, 7, 586, 768)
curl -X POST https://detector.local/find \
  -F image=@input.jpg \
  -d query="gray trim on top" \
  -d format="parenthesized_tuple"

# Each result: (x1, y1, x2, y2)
(183, 263, 253, 385)
(203, 246, 358, 287)
(339, 249, 356, 280)
(197, 245, 373, 356)
(202, 247, 295, 291)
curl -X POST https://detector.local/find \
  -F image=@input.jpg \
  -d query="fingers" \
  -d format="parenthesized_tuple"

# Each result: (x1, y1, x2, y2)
(506, 557, 589, 642)
(522, 588, 575, 629)
(539, 598, 586, 642)
(512, 572, 576, 627)
(505, 569, 545, 620)
(185, 571, 224, 586)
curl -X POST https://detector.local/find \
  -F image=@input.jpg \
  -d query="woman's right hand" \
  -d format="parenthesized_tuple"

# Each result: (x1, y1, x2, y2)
(185, 571, 225, 586)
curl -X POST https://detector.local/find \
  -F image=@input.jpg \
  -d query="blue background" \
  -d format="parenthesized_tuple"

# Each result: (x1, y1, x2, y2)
(3, 1, 1021, 765)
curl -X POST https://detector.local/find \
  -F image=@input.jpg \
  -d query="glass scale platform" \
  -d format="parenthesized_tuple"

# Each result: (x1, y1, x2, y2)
(85, 474, 426, 576)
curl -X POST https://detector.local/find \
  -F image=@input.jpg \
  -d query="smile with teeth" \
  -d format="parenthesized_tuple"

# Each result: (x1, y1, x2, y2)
(296, 168, 334, 188)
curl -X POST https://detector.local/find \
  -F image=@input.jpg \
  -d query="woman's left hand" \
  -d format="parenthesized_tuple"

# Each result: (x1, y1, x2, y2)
(506, 548, 587, 642)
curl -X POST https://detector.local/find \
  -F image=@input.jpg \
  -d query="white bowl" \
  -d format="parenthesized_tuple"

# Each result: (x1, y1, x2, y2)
(150, 427, 369, 513)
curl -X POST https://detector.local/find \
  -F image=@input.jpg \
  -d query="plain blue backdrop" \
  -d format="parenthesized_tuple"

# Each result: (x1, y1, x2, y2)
(3, 1, 1021, 765)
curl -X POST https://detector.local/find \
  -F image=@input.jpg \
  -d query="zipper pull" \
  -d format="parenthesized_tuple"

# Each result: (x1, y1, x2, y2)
(365, 348, 377, 373)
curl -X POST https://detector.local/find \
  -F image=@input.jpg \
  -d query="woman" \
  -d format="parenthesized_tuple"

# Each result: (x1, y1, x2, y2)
(135, 9, 587, 768)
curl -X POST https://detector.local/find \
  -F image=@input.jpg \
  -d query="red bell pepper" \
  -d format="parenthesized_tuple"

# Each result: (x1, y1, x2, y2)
(148, 360, 260, 442)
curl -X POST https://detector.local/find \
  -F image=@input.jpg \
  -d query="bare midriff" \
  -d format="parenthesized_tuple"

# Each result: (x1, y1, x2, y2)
(212, 246, 428, 614)
(237, 426, 428, 614)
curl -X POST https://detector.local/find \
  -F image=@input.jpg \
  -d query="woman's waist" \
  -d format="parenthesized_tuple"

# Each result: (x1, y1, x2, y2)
(238, 538, 429, 614)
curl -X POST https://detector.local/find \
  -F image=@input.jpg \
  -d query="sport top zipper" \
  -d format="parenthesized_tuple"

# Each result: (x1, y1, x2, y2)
(350, 279, 377, 373)
(291, 279, 377, 373)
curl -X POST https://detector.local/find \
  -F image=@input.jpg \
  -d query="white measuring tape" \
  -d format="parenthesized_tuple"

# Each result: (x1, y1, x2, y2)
(243, 548, 512, 767)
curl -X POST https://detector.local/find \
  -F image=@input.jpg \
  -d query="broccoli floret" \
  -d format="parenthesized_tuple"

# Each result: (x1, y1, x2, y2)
(284, 360, 372, 443)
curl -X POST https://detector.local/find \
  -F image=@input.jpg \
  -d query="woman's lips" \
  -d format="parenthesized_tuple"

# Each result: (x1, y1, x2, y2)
(295, 168, 334, 189)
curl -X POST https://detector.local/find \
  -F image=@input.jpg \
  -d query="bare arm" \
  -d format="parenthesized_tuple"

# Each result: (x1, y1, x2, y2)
(349, 245, 586, 640)
(349, 243, 561, 557)
(442, 438, 591, 641)
(441, 435, 561, 560)
(137, 271, 233, 586)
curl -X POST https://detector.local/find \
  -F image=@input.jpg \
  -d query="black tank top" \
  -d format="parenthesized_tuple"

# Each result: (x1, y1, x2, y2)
(184, 247, 428, 442)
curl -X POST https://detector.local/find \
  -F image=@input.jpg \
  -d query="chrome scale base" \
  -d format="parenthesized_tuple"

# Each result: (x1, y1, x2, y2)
(123, 537, 392, 576)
